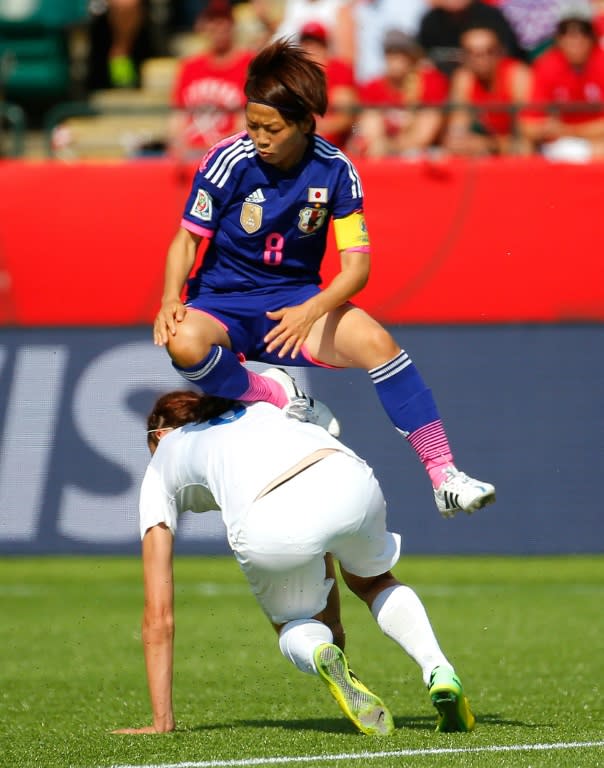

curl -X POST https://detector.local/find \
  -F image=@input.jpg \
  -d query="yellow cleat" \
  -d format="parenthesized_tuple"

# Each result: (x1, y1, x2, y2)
(314, 643, 394, 736)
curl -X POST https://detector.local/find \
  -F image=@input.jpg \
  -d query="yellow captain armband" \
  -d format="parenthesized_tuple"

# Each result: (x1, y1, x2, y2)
(333, 212, 370, 252)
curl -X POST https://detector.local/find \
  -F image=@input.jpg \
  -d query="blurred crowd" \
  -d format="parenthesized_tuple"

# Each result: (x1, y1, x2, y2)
(3, 0, 604, 160)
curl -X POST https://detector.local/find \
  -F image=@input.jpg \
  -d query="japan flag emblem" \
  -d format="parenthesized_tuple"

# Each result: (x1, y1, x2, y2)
(308, 187, 328, 203)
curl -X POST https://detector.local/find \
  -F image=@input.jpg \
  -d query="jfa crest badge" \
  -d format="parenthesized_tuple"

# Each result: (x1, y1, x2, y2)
(190, 189, 213, 221)
(240, 202, 263, 233)
(298, 207, 327, 234)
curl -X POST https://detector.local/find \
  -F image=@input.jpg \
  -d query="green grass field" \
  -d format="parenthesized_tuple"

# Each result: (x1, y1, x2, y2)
(1, 555, 603, 768)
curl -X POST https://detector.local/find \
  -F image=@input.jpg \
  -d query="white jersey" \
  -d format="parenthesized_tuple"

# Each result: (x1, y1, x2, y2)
(139, 402, 358, 540)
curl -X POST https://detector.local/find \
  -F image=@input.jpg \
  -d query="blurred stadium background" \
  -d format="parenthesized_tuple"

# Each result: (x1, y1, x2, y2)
(0, 0, 603, 557)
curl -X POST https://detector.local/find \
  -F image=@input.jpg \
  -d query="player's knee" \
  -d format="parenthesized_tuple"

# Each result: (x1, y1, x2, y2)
(166, 324, 213, 367)
(361, 326, 399, 366)
(342, 570, 398, 607)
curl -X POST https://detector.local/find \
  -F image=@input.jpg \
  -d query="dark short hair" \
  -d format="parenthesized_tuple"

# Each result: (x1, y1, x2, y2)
(383, 28, 423, 59)
(556, 17, 595, 38)
(459, 22, 503, 45)
(245, 38, 327, 126)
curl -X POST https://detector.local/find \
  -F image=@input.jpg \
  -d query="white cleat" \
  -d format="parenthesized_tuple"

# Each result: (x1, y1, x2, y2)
(434, 467, 496, 518)
(261, 367, 341, 437)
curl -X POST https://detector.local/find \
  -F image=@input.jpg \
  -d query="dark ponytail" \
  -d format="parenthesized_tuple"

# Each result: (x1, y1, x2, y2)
(146, 390, 238, 449)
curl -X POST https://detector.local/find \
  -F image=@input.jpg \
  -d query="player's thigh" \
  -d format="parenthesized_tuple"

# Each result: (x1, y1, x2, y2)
(234, 548, 333, 625)
(305, 304, 400, 369)
(232, 500, 331, 624)
(165, 307, 231, 362)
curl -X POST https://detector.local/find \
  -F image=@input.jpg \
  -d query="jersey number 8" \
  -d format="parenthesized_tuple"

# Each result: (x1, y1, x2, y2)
(263, 232, 284, 265)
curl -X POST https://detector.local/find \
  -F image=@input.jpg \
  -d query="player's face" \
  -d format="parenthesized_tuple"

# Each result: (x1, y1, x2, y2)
(246, 103, 312, 171)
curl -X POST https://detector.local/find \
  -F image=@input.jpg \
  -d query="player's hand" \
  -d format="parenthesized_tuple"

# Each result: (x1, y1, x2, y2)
(153, 300, 187, 346)
(112, 722, 175, 735)
(264, 303, 318, 359)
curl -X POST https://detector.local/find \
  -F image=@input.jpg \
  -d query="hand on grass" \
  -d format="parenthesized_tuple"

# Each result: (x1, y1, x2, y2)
(112, 722, 175, 735)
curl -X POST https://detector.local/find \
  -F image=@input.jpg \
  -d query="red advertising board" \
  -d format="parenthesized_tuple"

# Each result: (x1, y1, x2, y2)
(1, 156, 602, 325)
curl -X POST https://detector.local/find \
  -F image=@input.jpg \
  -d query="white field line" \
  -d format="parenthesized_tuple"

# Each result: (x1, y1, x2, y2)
(106, 739, 604, 768)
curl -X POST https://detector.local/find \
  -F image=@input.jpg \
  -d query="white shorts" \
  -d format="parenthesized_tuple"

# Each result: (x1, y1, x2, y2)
(228, 451, 401, 624)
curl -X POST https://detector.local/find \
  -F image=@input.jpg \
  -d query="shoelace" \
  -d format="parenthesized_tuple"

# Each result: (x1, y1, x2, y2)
(443, 469, 470, 486)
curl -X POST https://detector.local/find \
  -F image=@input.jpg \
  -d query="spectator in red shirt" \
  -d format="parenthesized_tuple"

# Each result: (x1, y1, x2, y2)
(519, 11, 604, 159)
(168, 0, 254, 158)
(297, 21, 359, 150)
(444, 24, 532, 155)
(355, 30, 448, 157)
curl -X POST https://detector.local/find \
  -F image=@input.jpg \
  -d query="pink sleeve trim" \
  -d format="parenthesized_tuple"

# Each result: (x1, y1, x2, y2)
(181, 219, 214, 238)
(198, 131, 247, 172)
(345, 246, 370, 254)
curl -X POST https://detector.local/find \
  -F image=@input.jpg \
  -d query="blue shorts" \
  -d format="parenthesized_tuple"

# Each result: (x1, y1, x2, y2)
(186, 284, 329, 367)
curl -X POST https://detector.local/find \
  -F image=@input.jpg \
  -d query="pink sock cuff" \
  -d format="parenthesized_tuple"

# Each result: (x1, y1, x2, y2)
(240, 371, 288, 408)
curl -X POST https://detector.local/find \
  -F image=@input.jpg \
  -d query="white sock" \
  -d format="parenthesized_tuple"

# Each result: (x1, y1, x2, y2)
(371, 585, 453, 686)
(278, 619, 333, 675)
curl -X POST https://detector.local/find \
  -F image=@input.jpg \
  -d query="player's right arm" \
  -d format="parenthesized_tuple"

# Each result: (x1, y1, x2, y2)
(113, 522, 176, 734)
(154, 227, 203, 346)
(140, 523, 176, 732)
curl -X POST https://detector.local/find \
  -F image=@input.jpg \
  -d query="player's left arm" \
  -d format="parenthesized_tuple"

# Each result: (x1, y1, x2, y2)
(113, 523, 175, 734)
(264, 211, 370, 358)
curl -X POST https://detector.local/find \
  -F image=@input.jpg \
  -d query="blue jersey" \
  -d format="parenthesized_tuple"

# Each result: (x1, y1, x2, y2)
(180, 132, 364, 296)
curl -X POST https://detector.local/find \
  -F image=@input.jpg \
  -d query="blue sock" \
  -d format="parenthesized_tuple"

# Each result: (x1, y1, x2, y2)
(172, 346, 290, 407)
(369, 350, 440, 436)
(172, 345, 249, 398)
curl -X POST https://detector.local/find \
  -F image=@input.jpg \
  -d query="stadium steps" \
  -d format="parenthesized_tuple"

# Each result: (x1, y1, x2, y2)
(49, 57, 180, 160)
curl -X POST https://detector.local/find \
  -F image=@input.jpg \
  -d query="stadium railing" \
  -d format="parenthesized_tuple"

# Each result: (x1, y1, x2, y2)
(38, 99, 604, 160)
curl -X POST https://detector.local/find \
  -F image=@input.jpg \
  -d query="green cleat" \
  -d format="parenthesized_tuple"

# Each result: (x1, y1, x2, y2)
(314, 643, 395, 736)
(429, 666, 476, 733)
